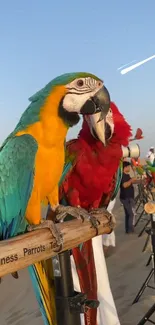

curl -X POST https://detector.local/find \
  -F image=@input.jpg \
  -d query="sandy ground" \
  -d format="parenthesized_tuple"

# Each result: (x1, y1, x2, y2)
(107, 200, 155, 325)
(0, 201, 155, 325)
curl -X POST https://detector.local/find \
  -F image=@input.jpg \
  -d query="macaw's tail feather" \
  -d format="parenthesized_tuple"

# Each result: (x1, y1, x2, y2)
(28, 260, 56, 325)
(73, 240, 98, 325)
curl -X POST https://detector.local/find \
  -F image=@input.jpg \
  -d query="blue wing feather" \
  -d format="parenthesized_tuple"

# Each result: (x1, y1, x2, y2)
(0, 134, 38, 239)
(59, 140, 73, 186)
(59, 161, 72, 186)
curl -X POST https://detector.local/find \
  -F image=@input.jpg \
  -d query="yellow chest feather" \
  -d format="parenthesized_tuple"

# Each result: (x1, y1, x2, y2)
(16, 85, 68, 201)
(34, 143, 65, 199)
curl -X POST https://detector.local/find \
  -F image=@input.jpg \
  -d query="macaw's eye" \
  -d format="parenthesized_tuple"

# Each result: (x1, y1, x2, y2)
(77, 79, 84, 87)
(97, 81, 102, 87)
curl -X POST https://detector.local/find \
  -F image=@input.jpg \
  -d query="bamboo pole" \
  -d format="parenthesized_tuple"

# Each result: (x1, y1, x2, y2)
(0, 210, 115, 277)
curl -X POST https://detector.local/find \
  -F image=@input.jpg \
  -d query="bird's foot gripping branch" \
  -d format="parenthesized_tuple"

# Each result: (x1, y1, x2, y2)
(27, 219, 63, 252)
(89, 207, 115, 233)
(27, 205, 102, 252)
(55, 205, 100, 234)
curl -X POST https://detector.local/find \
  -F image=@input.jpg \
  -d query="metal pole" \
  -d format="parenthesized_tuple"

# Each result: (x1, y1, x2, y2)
(137, 303, 155, 325)
(150, 214, 155, 284)
(46, 206, 99, 325)
(52, 251, 99, 325)
(53, 250, 81, 325)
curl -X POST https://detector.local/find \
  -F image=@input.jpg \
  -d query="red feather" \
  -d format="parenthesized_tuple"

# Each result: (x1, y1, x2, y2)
(135, 128, 143, 139)
(62, 102, 132, 209)
(130, 128, 144, 141)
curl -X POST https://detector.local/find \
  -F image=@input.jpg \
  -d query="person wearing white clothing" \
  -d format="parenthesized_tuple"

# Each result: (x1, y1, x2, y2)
(102, 199, 116, 248)
(146, 147, 155, 165)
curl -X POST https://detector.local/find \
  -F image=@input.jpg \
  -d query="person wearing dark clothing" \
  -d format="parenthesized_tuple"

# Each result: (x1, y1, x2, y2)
(120, 161, 136, 234)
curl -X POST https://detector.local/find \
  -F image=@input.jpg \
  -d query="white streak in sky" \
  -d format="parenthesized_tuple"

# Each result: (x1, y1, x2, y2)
(120, 55, 155, 75)
(117, 60, 136, 70)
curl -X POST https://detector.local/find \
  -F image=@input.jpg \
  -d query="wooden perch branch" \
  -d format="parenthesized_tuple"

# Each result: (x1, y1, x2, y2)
(0, 210, 115, 277)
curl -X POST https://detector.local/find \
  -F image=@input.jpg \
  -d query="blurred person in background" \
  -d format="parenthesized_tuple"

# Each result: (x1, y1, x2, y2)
(102, 198, 116, 255)
(146, 147, 155, 186)
(146, 146, 155, 164)
(120, 161, 137, 234)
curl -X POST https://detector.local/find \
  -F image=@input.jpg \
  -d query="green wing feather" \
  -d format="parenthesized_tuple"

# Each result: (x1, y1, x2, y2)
(111, 160, 123, 201)
(0, 134, 38, 239)
(0, 134, 57, 325)
(59, 140, 76, 187)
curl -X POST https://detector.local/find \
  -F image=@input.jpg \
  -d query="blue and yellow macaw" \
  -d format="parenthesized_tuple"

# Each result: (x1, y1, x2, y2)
(0, 72, 111, 325)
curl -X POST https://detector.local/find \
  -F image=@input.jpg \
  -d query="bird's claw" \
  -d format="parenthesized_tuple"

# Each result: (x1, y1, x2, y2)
(55, 205, 99, 235)
(88, 214, 100, 227)
(27, 220, 63, 253)
(90, 207, 114, 232)
(0, 271, 19, 284)
(89, 207, 111, 219)
(11, 271, 19, 279)
(55, 205, 88, 221)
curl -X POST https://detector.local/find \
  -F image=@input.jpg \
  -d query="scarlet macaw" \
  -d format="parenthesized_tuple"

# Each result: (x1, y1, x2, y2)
(59, 102, 132, 325)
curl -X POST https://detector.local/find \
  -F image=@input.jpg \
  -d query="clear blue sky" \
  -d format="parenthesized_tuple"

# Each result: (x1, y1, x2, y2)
(0, 0, 155, 155)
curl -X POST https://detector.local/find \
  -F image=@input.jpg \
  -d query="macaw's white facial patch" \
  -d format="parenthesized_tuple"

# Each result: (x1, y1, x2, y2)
(63, 76, 103, 113)
(62, 92, 92, 113)
(66, 77, 103, 93)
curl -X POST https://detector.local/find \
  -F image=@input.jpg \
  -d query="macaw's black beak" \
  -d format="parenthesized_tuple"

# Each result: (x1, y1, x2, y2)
(80, 86, 110, 118)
